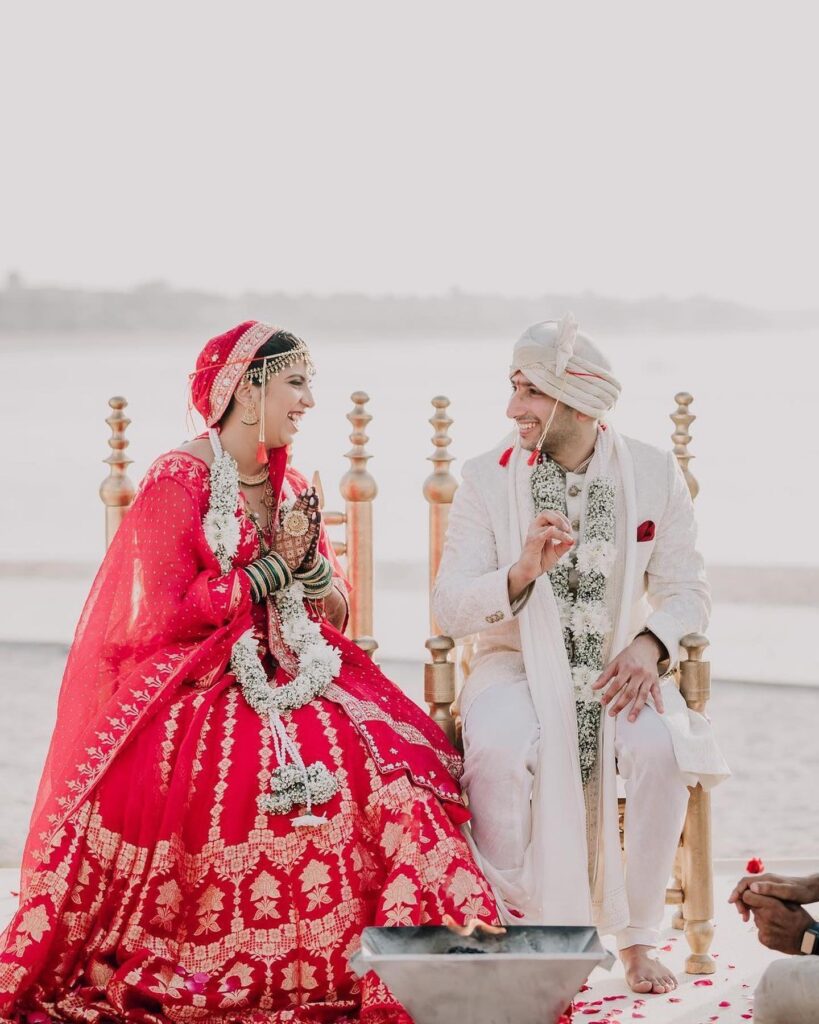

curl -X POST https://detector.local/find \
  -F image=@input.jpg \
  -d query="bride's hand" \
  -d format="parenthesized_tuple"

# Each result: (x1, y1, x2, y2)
(273, 488, 321, 571)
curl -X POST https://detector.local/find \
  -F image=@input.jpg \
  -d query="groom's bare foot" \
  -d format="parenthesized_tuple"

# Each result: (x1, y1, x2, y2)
(620, 944, 677, 994)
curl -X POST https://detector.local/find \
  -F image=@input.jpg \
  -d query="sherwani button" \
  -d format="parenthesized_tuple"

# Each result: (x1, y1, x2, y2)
(568, 484, 581, 497)
(571, 519, 580, 531)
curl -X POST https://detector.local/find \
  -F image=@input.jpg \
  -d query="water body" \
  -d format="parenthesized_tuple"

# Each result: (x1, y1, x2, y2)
(2, 328, 817, 567)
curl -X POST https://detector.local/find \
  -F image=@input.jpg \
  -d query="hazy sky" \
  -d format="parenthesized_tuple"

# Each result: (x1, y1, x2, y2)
(3, 2, 817, 308)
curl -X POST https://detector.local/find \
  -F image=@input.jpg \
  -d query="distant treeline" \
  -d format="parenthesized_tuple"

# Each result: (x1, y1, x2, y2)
(0, 277, 815, 335)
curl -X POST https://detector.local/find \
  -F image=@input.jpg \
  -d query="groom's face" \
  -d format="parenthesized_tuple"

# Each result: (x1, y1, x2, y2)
(507, 371, 575, 451)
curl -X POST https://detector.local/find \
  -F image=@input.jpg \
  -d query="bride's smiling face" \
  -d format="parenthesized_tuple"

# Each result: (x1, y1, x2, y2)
(259, 360, 315, 447)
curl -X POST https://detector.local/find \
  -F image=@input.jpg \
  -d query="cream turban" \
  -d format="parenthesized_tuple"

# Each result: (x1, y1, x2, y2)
(510, 313, 621, 419)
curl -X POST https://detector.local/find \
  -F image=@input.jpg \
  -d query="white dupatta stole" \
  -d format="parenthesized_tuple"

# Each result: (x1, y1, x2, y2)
(476, 425, 639, 933)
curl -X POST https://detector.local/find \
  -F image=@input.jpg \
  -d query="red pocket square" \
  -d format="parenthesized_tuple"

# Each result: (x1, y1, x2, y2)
(637, 520, 655, 542)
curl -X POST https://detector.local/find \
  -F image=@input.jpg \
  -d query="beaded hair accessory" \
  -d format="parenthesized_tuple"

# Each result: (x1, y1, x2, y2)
(245, 338, 314, 386)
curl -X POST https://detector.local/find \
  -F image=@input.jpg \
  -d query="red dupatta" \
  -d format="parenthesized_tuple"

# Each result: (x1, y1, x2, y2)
(20, 448, 350, 895)
(20, 455, 254, 891)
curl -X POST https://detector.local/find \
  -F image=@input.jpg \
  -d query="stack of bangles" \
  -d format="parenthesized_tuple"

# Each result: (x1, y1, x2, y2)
(294, 555, 335, 599)
(243, 553, 335, 604)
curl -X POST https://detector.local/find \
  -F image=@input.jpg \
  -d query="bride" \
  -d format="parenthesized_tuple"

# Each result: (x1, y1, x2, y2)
(0, 321, 497, 1023)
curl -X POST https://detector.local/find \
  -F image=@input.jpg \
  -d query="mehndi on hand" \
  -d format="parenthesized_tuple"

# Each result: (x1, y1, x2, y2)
(273, 488, 321, 572)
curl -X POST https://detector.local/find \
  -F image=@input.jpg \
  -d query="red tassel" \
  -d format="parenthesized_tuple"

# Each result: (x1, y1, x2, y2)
(527, 448, 540, 466)
(498, 446, 513, 468)
(256, 441, 268, 465)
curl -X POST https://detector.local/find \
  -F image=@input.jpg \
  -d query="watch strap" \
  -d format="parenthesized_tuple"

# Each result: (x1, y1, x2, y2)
(801, 922, 819, 955)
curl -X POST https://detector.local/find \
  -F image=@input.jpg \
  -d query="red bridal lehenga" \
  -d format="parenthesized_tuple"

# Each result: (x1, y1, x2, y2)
(0, 453, 497, 1023)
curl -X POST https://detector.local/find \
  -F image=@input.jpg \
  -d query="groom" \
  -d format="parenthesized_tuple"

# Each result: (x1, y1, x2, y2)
(433, 315, 728, 994)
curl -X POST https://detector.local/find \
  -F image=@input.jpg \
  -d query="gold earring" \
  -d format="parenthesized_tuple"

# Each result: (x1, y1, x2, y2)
(241, 401, 260, 426)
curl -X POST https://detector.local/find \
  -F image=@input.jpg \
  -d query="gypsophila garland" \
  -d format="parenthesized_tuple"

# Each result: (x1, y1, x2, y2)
(531, 456, 616, 785)
(205, 429, 340, 823)
(203, 446, 241, 574)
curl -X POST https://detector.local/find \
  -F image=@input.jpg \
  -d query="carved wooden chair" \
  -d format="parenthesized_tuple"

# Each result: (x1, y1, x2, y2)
(98, 390, 715, 975)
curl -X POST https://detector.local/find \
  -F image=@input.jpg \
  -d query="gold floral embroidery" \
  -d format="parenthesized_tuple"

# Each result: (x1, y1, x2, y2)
(250, 871, 282, 921)
(282, 960, 318, 993)
(218, 961, 255, 1008)
(194, 884, 225, 935)
(449, 866, 486, 912)
(19, 905, 50, 943)
(381, 821, 407, 858)
(300, 860, 332, 912)
(150, 879, 183, 931)
(209, 687, 237, 842)
(158, 701, 182, 793)
(381, 873, 418, 926)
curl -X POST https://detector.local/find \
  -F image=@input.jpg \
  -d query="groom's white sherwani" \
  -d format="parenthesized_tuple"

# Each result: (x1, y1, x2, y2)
(433, 428, 729, 946)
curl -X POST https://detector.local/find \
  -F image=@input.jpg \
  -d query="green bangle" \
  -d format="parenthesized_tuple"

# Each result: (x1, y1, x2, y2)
(303, 576, 335, 599)
(295, 556, 327, 583)
(243, 563, 267, 603)
(244, 553, 294, 603)
(259, 553, 293, 591)
(300, 558, 333, 597)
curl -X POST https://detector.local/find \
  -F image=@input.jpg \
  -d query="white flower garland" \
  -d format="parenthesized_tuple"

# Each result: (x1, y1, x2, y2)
(203, 445, 240, 574)
(205, 429, 340, 824)
(531, 455, 616, 785)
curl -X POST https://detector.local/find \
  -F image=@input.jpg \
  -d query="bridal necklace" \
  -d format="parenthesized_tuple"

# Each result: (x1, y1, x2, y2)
(238, 467, 269, 486)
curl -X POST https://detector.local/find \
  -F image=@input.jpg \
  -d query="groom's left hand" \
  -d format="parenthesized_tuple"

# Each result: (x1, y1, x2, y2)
(592, 634, 665, 722)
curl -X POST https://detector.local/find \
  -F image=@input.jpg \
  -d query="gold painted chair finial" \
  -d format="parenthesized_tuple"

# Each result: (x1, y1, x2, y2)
(339, 391, 377, 652)
(99, 396, 135, 548)
(423, 396, 457, 632)
(671, 392, 699, 499)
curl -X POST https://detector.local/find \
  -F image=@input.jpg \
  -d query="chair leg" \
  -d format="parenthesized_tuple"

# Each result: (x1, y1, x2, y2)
(670, 846, 685, 931)
(681, 784, 715, 974)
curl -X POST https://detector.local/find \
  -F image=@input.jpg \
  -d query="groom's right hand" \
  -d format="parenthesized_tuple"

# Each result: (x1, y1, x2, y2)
(508, 511, 574, 602)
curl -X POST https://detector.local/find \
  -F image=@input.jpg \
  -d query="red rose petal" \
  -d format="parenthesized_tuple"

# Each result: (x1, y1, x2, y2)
(719, 1001, 731, 1007)
(745, 857, 765, 874)
(694, 978, 714, 986)
(668, 996, 682, 1002)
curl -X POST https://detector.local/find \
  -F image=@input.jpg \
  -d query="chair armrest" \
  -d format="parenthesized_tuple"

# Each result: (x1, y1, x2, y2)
(679, 632, 710, 711)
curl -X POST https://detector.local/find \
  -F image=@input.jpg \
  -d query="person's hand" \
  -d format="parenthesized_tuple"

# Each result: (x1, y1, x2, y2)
(442, 914, 506, 937)
(729, 873, 819, 922)
(508, 510, 574, 595)
(741, 889, 815, 955)
(273, 488, 321, 571)
(592, 634, 665, 722)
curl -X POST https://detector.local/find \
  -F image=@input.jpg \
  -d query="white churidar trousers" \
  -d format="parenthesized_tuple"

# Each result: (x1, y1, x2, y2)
(462, 677, 690, 950)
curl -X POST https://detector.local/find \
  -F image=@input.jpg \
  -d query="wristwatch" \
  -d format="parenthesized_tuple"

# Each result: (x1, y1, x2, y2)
(800, 921, 819, 955)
